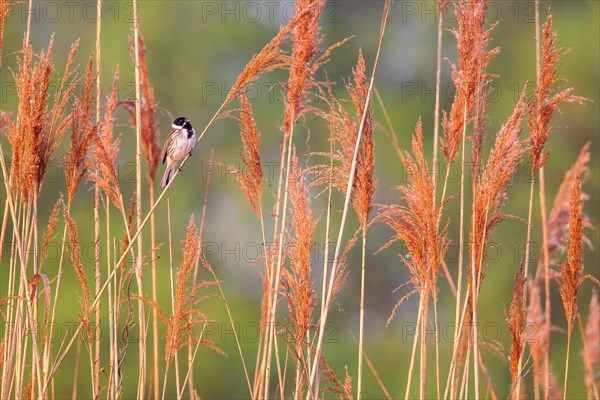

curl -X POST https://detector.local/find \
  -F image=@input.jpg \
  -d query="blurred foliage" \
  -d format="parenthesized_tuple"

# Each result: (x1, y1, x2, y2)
(1, 1, 598, 398)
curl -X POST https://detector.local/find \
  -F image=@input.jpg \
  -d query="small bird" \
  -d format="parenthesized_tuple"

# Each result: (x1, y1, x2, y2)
(160, 116, 197, 188)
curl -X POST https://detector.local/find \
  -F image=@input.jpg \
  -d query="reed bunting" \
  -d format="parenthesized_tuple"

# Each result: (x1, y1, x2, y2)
(160, 117, 197, 188)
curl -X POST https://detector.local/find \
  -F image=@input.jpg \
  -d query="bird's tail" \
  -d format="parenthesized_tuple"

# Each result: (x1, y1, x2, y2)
(160, 162, 177, 188)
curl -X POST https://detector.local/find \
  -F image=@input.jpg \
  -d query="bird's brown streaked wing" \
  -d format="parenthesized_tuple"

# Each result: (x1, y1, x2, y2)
(161, 128, 177, 164)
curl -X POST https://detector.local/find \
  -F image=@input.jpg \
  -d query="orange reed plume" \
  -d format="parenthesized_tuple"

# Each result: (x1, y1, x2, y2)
(89, 69, 122, 209)
(506, 265, 527, 386)
(529, 9, 586, 173)
(233, 92, 263, 216)
(224, 4, 317, 105)
(63, 204, 92, 339)
(165, 217, 219, 365)
(557, 171, 584, 334)
(282, 149, 317, 395)
(65, 56, 97, 208)
(441, 0, 499, 165)
(2, 38, 79, 202)
(316, 51, 375, 225)
(381, 119, 449, 323)
(469, 89, 527, 289)
(124, 34, 161, 183)
(545, 144, 591, 265)
(0, 0, 13, 66)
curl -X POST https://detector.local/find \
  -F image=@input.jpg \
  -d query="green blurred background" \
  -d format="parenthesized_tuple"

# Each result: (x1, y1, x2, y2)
(1, 1, 598, 398)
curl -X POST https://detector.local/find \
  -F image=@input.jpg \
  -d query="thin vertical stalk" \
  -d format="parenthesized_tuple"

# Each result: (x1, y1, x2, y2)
(516, 178, 535, 399)
(405, 297, 423, 400)
(25, 0, 32, 44)
(150, 183, 159, 400)
(432, 288, 441, 400)
(131, 0, 146, 396)
(93, 1, 102, 398)
(539, 167, 551, 400)
(71, 341, 81, 400)
(308, 3, 391, 395)
(264, 112, 296, 400)
(420, 288, 429, 400)
(448, 104, 468, 400)
(563, 330, 572, 400)
(432, 0, 444, 205)
(357, 223, 367, 400)
(0, 147, 43, 399)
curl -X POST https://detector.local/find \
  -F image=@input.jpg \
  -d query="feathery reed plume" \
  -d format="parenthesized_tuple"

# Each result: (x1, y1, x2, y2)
(582, 290, 599, 398)
(346, 50, 376, 226)
(529, 9, 586, 172)
(469, 89, 527, 287)
(556, 168, 595, 399)
(282, 149, 316, 395)
(344, 367, 354, 400)
(224, 5, 315, 104)
(165, 217, 218, 365)
(89, 69, 122, 208)
(467, 89, 526, 400)
(315, 51, 375, 222)
(545, 144, 591, 262)
(261, 2, 330, 397)
(346, 50, 375, 400)
(65, 56, 97, 208)
(282, 0, 325, 133)
(41, 196, 62, 263)
(64, 206, 91, 338)
(1, 38, 79, 201)
(124, 34, 161, 182)
(380, 119, 449, 398)
(441, 0, 498, 165)
(528, 12, 586, 397)
(233, 92, 263, 216)
(0, 0, 12, 66)
(557, 171, 585, 332)
(506, 265, 527, 388)
(382, 120, 449, 311)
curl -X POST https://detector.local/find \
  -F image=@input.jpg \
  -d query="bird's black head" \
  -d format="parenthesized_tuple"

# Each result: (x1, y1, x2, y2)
(172, 117, 187, 129)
